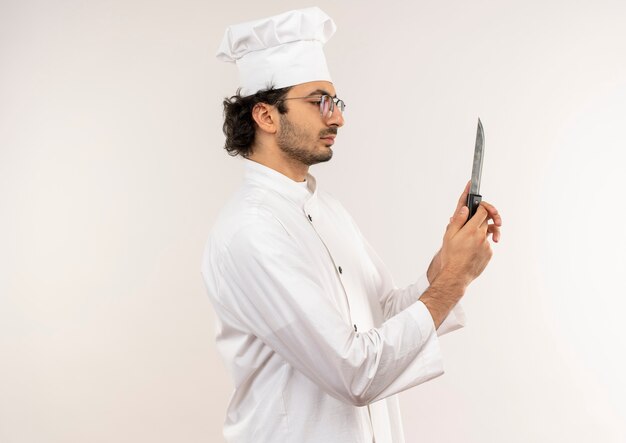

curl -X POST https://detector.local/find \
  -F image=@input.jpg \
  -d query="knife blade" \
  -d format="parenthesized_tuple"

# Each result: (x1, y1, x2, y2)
(466, 118, 484, 221)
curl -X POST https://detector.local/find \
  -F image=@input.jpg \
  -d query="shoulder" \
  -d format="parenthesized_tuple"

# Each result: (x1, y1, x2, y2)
(211, 193, 287, 248)
(201, 194, 290, 278)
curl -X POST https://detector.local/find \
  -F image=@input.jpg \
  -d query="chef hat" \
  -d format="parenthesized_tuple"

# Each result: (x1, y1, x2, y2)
(216, 7, 336, 97)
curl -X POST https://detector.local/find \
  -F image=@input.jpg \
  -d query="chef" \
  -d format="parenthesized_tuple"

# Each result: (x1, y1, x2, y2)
(201, 7, 502, 443)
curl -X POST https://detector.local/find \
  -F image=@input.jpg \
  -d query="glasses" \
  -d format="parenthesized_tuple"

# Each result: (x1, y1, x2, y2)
(276, 94, 346, 119)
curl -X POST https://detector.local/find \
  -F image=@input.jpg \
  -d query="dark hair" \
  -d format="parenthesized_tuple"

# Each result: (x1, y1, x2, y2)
(222, 86, 292, 158)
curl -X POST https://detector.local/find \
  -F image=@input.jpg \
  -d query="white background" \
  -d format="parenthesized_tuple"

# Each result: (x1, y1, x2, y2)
(1, 0, 625, 441)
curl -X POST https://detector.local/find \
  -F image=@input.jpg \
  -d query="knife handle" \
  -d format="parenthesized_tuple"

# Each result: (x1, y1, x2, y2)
(466, 193, 482, 222)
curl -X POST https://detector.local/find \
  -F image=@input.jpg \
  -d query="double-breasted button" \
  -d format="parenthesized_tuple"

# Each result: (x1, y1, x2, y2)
(307, 214, 313, 222)
(338, 266, 343, 274)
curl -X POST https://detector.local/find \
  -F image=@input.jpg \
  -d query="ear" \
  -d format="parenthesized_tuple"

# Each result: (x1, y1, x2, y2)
(251, 103, 278, 135)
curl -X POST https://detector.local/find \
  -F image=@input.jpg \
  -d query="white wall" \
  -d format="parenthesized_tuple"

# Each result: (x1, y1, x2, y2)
(1, 0, 625, 441)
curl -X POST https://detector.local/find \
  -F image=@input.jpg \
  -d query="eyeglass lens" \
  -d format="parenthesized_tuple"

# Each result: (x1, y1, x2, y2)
(320, 95, 345, 118)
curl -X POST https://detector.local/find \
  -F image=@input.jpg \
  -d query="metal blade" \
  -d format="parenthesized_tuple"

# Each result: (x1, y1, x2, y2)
(470, 118, 484, 195)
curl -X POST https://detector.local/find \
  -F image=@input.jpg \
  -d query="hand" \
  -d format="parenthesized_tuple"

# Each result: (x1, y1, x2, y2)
(428, 181, 502, 283)
(450, 180, 502, 243)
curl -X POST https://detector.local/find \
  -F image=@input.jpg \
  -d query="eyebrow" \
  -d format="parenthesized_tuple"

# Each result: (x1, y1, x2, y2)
(305, 88, 337, 98)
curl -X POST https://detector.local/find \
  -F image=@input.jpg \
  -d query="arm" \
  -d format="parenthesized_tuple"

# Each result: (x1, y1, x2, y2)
(422, 182, 502, 329)
(421, 198, 500, 328)
(351, 180, 500, 331)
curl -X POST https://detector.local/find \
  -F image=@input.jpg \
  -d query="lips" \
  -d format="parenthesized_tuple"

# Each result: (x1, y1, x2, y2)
(320, 135, 336, 145)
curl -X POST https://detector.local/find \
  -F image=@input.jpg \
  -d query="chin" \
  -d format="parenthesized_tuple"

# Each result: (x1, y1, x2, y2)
(305, 150, 333, 166)
(318, 150, 333, 163)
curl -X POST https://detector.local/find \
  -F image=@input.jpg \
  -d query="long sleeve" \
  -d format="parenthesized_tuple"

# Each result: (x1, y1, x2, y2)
(212, 213, 444, 407)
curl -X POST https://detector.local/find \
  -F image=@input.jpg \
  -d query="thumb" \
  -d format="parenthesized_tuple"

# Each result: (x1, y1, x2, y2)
(445, 205, 468, 239)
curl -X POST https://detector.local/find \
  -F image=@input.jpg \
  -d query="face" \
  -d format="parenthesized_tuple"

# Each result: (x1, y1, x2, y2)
(275, 81, 344, 167)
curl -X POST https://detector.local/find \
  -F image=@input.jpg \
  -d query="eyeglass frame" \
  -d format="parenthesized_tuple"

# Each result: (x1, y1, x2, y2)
(275, 94, 346, 119)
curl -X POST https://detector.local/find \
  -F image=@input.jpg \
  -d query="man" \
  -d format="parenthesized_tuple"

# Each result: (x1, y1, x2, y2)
(202, 7, 502, 443)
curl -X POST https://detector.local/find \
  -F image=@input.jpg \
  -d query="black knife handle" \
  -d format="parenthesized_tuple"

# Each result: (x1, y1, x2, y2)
(466, 193, 482, 222)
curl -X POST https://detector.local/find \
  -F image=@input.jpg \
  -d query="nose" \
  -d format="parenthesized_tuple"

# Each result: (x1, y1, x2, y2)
(326, 106, 345, 128)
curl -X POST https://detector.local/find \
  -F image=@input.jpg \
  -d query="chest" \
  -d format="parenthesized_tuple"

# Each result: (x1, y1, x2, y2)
(276, 197, 384, 330)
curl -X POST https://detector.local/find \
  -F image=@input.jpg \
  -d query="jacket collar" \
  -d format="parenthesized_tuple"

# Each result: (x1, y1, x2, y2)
(241, 157, 318, 208)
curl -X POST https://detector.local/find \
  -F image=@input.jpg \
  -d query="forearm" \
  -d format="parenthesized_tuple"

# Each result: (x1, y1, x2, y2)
(419, 268, 467, 329)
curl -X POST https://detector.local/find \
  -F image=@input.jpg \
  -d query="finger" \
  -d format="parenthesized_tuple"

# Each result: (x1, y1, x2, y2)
(480, 201, 502, 227)
(464, 204, 489, 229)
(479, 213, 489, 236)
(445, 204, 469, 240)
(488, 224, 501, 242)
(454, 180, 472, 214)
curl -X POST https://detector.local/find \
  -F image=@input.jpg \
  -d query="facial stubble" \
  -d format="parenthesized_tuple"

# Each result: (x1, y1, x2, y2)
(277, 114, 334, 166)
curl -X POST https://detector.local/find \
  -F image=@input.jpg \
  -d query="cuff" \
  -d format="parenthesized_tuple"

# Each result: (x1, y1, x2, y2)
(407, 299, 438, 343)
(437, 302, 467, 336)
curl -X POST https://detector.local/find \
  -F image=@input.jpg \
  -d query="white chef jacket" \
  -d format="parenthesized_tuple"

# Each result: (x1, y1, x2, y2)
(201, 158, 466, 443)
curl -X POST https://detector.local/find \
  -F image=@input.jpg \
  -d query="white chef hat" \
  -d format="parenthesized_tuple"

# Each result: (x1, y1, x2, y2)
(216, 7, 336, 97)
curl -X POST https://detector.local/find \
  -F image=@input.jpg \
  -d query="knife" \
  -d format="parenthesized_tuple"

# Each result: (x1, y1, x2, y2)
(466, 118, 484, 222)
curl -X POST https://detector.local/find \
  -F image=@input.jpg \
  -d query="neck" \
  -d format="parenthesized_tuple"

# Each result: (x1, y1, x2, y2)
(247, 150, 309, 182)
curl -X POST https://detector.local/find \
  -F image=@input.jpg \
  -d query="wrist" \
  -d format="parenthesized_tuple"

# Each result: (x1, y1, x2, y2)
(435, 266, 470, 293)
(420, 268, 467, 329)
